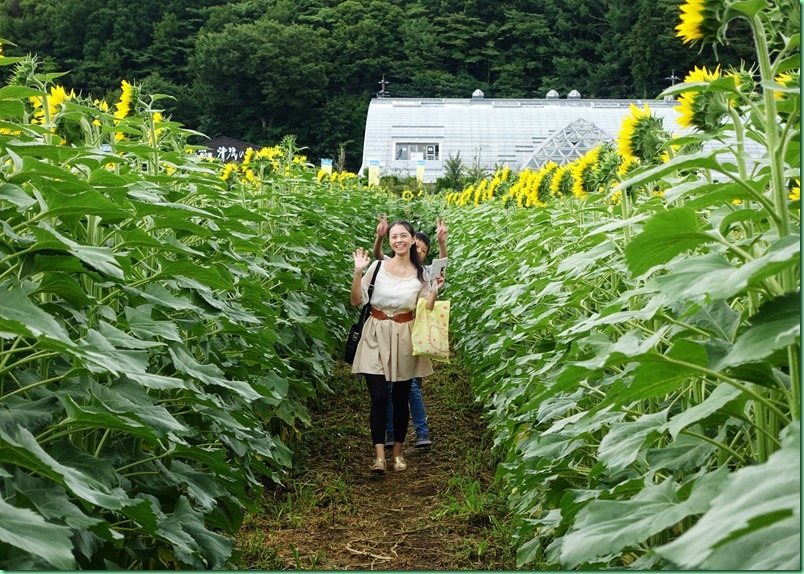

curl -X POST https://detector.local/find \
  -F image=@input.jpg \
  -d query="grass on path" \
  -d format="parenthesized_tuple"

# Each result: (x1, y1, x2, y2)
(234, 358, 517, 570)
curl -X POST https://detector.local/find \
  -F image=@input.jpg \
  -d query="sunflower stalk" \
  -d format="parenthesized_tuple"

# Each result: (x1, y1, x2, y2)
(751, 16, 791, 246)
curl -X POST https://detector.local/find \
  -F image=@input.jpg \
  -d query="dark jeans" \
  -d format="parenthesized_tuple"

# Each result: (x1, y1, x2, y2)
(364, 374, 412, 446)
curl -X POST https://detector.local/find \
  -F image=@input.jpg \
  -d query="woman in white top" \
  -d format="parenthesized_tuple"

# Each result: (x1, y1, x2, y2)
(350, 220, 444, 474)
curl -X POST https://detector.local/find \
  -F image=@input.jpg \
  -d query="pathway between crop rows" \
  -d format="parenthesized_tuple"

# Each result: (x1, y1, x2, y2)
(237, 360, 514, 570)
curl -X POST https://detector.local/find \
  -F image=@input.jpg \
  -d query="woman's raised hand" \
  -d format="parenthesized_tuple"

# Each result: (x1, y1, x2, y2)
(353, 247, 371, 271)
(376, 214, 388, 237)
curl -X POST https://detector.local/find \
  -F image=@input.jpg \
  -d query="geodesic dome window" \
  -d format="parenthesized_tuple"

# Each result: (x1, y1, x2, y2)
(525, 118, 614, 168)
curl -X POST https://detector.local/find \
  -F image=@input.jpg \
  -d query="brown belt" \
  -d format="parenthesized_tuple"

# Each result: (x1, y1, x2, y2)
(370, 308, 414, 323)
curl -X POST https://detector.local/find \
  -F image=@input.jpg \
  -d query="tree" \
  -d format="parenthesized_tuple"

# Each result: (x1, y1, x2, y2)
(189, 19, 328, 143)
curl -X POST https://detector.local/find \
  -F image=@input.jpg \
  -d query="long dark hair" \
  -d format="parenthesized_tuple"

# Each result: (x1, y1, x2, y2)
(387, 220, 425, 283)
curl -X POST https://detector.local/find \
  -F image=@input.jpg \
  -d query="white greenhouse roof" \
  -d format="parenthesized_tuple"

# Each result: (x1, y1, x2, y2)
(359, 95, 764, 183)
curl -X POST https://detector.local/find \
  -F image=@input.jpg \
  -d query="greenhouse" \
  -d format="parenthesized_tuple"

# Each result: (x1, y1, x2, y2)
(359, 89, 750, 182)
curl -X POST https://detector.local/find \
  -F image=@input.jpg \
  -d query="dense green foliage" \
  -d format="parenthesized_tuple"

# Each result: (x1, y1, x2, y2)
(0, 0, 797, 569)
(0, 0, 755, 171)
(439, 0, 800, 566)
(0, 56, 406, 566)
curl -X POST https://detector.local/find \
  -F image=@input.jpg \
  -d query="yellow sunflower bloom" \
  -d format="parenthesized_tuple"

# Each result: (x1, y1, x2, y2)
(221, 162, 238, 181)
(675, 0, 726, 46)
(114, 80, 134, 120)
(113, 80, 135, 141)
(675, 65, 740, 132)
(618, 104, 651, 160)
(617, 155, 639, 176)
(618, 104, 668, 162)
(790, 180, 800, 202)
(774, 72, 800, 101)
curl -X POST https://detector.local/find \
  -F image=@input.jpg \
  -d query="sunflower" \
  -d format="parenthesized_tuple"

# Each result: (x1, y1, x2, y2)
(113, 80, 135, 141)
(549, 165, 574, 198)
(790, 179, 800, 202)
(675, 0, 726, 46)
(774, 71, 800, 101)
(221, 162, 238, 181)
(535, 162, 559, 203)
(618, 104, 669, 163)
(675, 65, 739, 132)
(114, 80, 134, 120)
(570, 147, 600, 199)
(617, 155, 639, 176)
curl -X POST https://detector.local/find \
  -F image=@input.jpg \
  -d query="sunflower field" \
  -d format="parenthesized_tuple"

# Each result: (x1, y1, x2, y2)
(0, 0, 800, 569)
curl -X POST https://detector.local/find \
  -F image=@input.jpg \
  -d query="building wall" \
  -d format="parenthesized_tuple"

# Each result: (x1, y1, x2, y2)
(359, 96, 684, 183)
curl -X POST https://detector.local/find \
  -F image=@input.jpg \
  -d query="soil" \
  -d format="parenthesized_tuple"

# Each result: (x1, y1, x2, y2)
(236, 360, 515, 570)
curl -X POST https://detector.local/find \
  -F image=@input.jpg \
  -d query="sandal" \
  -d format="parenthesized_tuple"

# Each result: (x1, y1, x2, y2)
(371, 457, 386, 474)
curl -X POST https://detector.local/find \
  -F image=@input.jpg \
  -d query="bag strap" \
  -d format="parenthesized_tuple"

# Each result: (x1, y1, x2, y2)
(367, 260, 382, 302)
(358, 261, 382, 323)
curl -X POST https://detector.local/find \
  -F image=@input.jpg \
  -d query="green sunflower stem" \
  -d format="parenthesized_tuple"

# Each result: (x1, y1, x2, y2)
(752, 16, 792, 269)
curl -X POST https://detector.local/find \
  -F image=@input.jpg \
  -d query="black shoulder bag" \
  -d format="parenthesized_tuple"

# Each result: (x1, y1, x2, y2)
(344, 261, 382, 364)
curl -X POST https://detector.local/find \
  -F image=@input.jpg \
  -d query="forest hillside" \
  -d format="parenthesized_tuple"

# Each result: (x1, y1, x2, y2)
(0, 0, 755, 171)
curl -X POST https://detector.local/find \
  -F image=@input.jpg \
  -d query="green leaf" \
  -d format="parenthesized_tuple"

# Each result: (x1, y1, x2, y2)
(717, 206, 771, 237)
(679, 299, 741, 341)
(124, 372, 192, 391)
(728, 0, 770, 18)
(607, 340, 709, 406)
(158, 496, 234, 568)
(35, 223, 124, 279)
(91, 380, 190, 438)
(14, 473, 103, 530)
(124, 283, 201, 312)
(667, 383, 744, 438)
(646, 430, 718, 472)
(39, 188, 130, 220)
(597, 410, 667, 473)
(0, 85, 45, 99)
(0, 396, 57, 434)
(575, 328, 670, 370)
(625, 208, 712, 277)
(168, 343, 262, 401)
(697, 511, 800, 569)
(98, 320, 164, 349)
(157, 459, 220, 511)
(152, 258, 233, 291)
(0, 280, 78, 350)
(718, 291, 800, 368)
(0, 496, 75, 569)
(0, 425, 130, 509)
(31, 272, 93, 308)
(656, 422, 800, 570)
(614, 151, 725, 195)
(61, 396, 160, 441)
(79, 329, 150, 375)
(654, 235, 800, 302)
(125, 306, 183, 342)
(559, 468, 731, 569)
(0, 182, 36, 208)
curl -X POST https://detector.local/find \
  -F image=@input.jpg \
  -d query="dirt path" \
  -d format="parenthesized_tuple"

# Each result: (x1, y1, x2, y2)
(236, 360, 515, 570)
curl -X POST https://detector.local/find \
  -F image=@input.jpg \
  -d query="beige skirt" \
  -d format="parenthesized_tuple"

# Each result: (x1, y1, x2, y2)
(351, 315, 433, 381)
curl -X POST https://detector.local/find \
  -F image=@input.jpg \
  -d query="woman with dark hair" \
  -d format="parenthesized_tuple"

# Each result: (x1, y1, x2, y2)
(350, 220, 445, 474)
